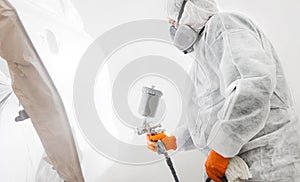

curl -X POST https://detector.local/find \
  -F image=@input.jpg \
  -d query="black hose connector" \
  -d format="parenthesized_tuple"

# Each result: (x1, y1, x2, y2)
(166, 157, 180, 182)
(206, 177, 228, 182)
(206, 178, 211, 182)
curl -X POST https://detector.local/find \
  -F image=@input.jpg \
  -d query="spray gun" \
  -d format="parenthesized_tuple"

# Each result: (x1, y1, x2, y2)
(136, 86, 180, 182)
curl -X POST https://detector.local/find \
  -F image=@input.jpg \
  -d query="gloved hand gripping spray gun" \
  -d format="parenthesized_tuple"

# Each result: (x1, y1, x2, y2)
(136, 86, 180, 182)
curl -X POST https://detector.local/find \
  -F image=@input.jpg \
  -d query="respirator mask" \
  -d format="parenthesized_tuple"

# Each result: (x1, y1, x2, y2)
(169, 0, 199, 54)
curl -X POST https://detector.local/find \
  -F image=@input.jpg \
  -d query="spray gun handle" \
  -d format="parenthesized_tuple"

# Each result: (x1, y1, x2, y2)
(148, 132, 168, 155)
(156, 140, 167, 155)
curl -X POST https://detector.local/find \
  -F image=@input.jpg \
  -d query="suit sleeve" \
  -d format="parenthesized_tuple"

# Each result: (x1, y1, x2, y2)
(207, 30, 276, 158)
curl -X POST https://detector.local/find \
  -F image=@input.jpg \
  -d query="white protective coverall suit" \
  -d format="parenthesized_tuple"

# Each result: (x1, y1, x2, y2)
(169, 0, 300, 181)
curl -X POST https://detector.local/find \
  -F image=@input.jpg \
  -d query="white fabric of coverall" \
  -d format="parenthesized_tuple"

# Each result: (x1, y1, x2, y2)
(173, 8, 300, 182)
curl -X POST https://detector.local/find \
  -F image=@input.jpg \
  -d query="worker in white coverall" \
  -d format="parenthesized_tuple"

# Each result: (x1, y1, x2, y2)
(147, 0, 300, 181)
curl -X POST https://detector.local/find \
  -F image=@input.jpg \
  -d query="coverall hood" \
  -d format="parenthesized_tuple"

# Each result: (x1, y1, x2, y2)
(166, 0, 220, 31)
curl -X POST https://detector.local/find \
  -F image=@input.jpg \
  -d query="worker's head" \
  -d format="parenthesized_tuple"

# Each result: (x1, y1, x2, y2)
(166, 0, 219, 54)
(166, 0, 219, 30)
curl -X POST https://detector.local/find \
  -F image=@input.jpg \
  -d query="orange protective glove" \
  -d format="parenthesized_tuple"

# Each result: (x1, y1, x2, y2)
(146, 132, 177, 152)
(205, 150, 229, 182)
